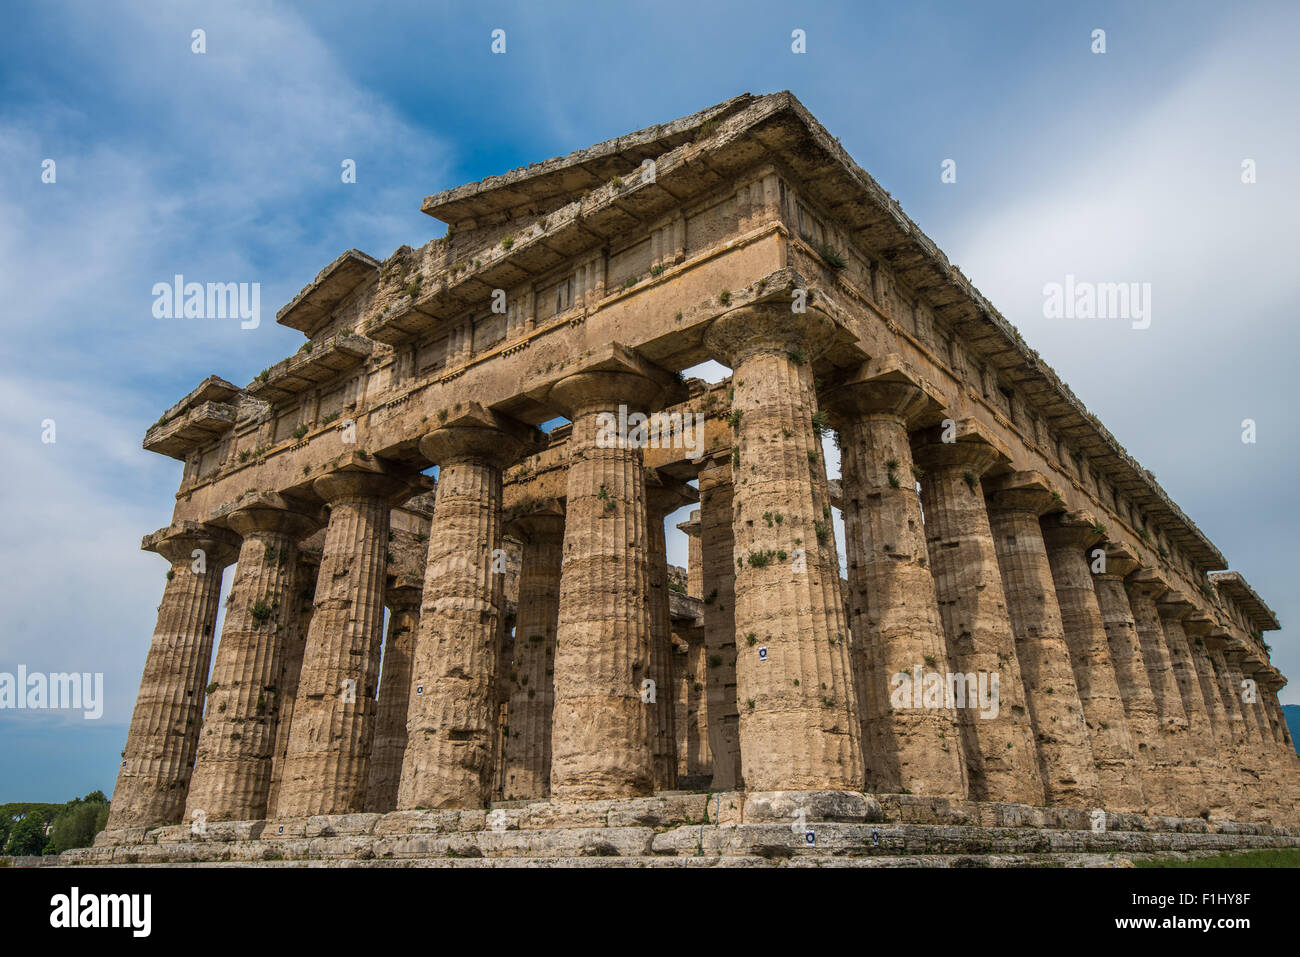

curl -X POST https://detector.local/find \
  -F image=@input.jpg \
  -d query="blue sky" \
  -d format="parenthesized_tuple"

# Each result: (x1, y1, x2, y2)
(2, 0, 1297, 801)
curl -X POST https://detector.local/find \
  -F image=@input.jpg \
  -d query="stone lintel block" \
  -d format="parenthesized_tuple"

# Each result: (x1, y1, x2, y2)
(503, 499, 565, 539)
(825, 354, 947, 428)
(983, 470, 1063, 516)
(910, 416, 1011, 475)
(304, 813, 382, 838)
(743, 790, 883, 825)
(1182, 611, 1216, 639)
(645, 469, 698, 516)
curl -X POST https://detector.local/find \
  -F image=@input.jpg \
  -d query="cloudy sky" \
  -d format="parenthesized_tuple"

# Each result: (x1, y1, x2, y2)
(1, 0, 1296, 801)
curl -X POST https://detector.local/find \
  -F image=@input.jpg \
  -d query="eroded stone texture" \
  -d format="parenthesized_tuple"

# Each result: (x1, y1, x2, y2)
(266, 553, 319, 815)
(704, 303, 863, 792)
(187, 502, 317, 822)
(364, 585, 421, 812)
(645, 474, 692, 791)
(984, 472, 1099, 807)
(108, 523, 239, 830)
(1092, 545, 1175, 815)
(502, 509, 564, 800)
(1126, 570, 1204, 816)
(547, 362, 673, 800)
(399, 408, 538, 809)
(678, 509, 703, 598)
(1041, 512, 1145, 812)
(1156, 592, 1232, 816)
(830, 363, 966, 799)
(698, 454, 742, 790)
(673, 624, 712, 778)
(911, 424, 1044, 806)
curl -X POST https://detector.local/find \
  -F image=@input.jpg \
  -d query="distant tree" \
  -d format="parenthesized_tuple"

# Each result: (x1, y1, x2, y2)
(46, 801, 109, 853)
(5, 815, 48, 855)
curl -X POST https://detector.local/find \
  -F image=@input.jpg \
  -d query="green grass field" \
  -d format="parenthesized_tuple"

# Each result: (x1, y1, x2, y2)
(1135, 848, 1300, 868)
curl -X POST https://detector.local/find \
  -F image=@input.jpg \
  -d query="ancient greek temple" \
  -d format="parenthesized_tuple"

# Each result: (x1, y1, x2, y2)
(95, 92, 1298, 863)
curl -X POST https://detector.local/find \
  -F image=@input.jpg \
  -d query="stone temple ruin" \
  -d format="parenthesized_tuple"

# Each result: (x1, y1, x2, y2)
(81, 92, 1298, 866)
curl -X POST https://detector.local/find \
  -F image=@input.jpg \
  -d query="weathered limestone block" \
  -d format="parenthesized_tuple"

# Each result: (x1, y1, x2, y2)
(698, 454, 742, 790)
(1125, 570, 1205, 816)
(502, 508, 564, 800)
(266, 553, 319, 815)
(364, 585, 421, 812)
(546, 353, 680, 799)
(1215, 644, 1274, 818)
(984, 472, 1099, 807)
(828, 362, 966, 799)
(911, 422, 1044, 806)
(1156, 592, 1233, 816)
(276, 465, 415, 818)
(1182, 613, 1243, 812)
(645, 474, 693, 791)
(704, 303, 864, 792)
(1041, 512, 1144, 812)
(399, 407, 539, 809)
(187, 501, 317, 822)
(108, 522, 239, 830)
(1091, 544, 1176, 815)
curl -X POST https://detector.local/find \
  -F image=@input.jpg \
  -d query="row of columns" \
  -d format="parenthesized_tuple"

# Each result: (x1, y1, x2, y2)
(110, 307, 1298, 830)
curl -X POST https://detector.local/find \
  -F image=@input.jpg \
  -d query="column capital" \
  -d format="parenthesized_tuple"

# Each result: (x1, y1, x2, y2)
(503, 501, 565, 543)
(1156, 588, 1197, 621)
(675, 507, 701, 537)
(983, 470, 1065, 516)
(823, 356, 945, 428)
(910, 417, 1010, 475)
(1182, 610, 1216, 639)
(221, 496, 320, 540)
(419, 403, 544, 469)
(313, 456, 426, 506)
(645, 469, 698, 518)
(703, 300, 840, 366)
(384, 583, 422, 614)
(1041, 508, 1105, 551)
(1095, 541, 1142, 579)
(536, 343, 684, 419)
(1125, 566, 1170, 602)
(143, 520, 240, 567)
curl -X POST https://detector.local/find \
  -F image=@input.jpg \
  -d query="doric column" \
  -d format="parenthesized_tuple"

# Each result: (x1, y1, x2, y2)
(828, 362, 968, 799)
(501, 506, 564, 801)
(1041, 511, 1145, 811)
(674, 625, 712, 778)
(186, 500, 317, 823)
(645, 473, 694, 791)
(984, 471, 1099, 807)
(1126, 570, 1205, 815)
(1091, 544, 1175, 815)
(1240, 660, 1292, 809)
(703, 303, 864, 792)
(276, 461, 415, 818)
(543, 351, 682, 800)
(677, 509, 703, 598)
(364, 584, 421, 812)
(1156, 590, 1232, 815)
(911, 421, 1044, 806)
(398, 406, 539, 809)
(266, 553, 319, 815)
(107, 522, 239, 830)
(697, 453, 742, 790)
